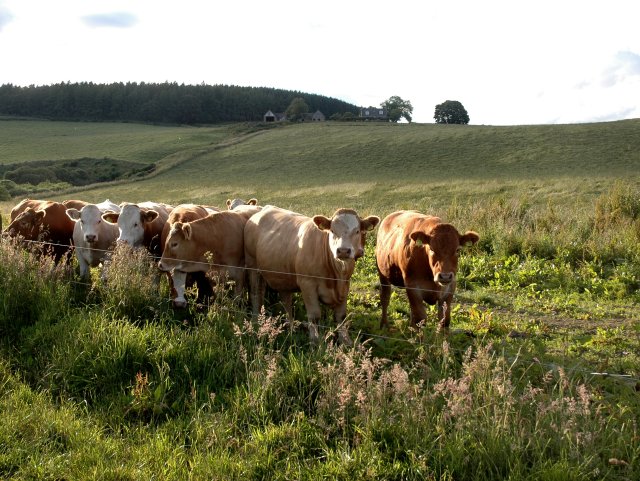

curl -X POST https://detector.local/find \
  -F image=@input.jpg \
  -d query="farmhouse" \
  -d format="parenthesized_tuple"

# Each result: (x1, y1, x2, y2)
(360, 107, 388, 120)
(263, 110, 326, 122)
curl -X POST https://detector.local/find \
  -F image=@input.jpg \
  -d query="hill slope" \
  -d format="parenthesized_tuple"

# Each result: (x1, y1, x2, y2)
(1, 119, 639, 216)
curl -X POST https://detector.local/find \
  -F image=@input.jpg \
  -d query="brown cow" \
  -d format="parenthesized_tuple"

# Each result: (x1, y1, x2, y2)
(102, 202, 173, 258)
(375, 210, 479, 331)
(4, 200, 76, 263)
(9, 198, 46, 221)
(158, 207, 260, 305)
(158, 204, 220, 307)
(244, 205, 379, 344)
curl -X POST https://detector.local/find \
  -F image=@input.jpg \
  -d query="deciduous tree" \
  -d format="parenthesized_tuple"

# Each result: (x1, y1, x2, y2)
(381, 96, 413, 122)
(434, 100, 470, 124)
(285, 97, 309, 121)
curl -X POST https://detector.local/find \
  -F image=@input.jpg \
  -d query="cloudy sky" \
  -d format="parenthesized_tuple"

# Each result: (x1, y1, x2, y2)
(0, 0, 638, 125)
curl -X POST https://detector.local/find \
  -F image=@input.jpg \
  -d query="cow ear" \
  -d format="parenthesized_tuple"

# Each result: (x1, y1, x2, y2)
(66, 208, 81, 221)
(460, 231, 480, 247)
(410, 231, 430, 246)
(102, 212, 119, 224)
(248, 198, 258, 205)
(143, 210, 159, 223)
(226, 199, 232, 208)
(34, 210, 46, 223)
(313, 215, 332, 231)
(361, 215, 380, 231)
(182, 223, 193, 240)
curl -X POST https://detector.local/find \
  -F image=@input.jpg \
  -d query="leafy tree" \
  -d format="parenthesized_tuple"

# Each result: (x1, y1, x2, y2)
(434, 100, 470, 124)
(381, 96, 413, 122)
(285, 97, 309, 121)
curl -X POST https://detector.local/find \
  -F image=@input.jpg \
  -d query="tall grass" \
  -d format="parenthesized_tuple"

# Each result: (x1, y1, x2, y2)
(0, 239, 72, 337)
(0, 231, 638, 479)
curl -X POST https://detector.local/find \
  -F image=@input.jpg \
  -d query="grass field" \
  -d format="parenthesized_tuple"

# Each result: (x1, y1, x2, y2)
(0, 118, 639, 479)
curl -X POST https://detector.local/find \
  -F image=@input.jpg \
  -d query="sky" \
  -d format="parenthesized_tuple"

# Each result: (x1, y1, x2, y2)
(0, 0, 639, 125)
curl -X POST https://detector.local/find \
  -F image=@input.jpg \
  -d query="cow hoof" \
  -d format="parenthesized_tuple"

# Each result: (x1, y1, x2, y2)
(337, 328, 353, 347)
(308, 324, 320, 346)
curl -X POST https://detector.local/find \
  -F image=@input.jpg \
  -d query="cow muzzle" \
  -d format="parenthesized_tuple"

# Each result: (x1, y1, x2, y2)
(85, 234, 97, 243)
(336, 247, 353, 259)
(434, 272, 455, 285)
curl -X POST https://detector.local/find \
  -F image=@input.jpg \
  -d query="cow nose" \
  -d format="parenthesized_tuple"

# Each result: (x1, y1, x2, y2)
(336, 247, 352, 259)
(85, 234, 97, 243)
(435, 272, 454, 284)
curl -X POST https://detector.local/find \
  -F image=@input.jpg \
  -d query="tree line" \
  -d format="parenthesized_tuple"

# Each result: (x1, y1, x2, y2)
(0, 82, 359, 124)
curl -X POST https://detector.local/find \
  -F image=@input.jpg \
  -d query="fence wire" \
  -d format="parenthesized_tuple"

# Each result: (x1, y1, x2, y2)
(2, 236, 639, 387)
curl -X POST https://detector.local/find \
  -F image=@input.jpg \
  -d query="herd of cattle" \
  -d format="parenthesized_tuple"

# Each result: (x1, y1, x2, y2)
(1, 197, 479, 344)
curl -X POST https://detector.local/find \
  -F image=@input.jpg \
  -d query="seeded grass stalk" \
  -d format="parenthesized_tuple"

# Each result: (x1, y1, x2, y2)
(0, 239, 72, 337)
(95, 243, 169, 322)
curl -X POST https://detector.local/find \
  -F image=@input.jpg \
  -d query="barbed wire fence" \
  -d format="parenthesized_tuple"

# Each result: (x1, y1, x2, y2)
(2, 236, 639, 388)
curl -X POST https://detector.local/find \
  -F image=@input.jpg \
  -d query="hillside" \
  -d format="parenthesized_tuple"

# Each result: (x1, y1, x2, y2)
(1, 118, 639, 217)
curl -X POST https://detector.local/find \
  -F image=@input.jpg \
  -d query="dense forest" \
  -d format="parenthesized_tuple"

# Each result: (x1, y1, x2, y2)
(0, 82, 359, 124)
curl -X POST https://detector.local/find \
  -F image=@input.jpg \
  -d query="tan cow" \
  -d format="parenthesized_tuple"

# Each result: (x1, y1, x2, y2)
(244, 205, 379, 344)
(158, 207, 260, 306)
(375, 210, 479, 331)
(3, 200, 76, 263)
(158, 204, 220, 307)
(102, 202, 173, 258)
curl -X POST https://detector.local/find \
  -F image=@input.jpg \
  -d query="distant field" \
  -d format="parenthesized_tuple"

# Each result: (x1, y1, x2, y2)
(1, 118, 639, 217)
(0, 118, 231, 164)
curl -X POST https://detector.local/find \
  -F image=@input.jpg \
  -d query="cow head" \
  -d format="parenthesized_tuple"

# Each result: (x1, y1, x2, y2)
(410, 224, 479, 285)
(158, 222, 193, 272)
(226, 197, 258, 210)
(313, 209, 380, 260)
(5, 207, 46, 239)
(103, 204, 159, 247)
(66, 204, 106, 244)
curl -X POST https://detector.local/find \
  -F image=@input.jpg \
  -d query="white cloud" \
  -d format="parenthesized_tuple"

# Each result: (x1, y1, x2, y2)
(81, 12, 138, 29)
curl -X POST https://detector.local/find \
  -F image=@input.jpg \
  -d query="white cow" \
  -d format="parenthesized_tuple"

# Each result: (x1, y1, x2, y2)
(95, 199, 121, 214)
(102, 202, 172, 258)
(66, 204, 120, 280)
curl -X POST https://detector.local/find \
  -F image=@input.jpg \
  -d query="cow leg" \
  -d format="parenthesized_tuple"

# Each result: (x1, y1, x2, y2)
(437, 287, 455, 331)
(194, 272, 214, 306)
(406, 285, 428, 327)
(230, 267, 245, 300)
(378, 274, 392, 328)
(76, 250, 90, 281)
(279, 291, 295, 332)
(248, 270, 266, 319)
(171, 270, 188, 308)
(333, 301, 352, 346)
(301, 290, 322, 345)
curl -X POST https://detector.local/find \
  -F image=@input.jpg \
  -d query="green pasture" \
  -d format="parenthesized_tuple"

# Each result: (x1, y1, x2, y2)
(1, 118, 639, 214)
(0, 118, 639, 479)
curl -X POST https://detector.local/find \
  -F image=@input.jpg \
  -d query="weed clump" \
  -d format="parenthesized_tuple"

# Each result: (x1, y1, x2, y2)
(0, 238, 71, 337)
